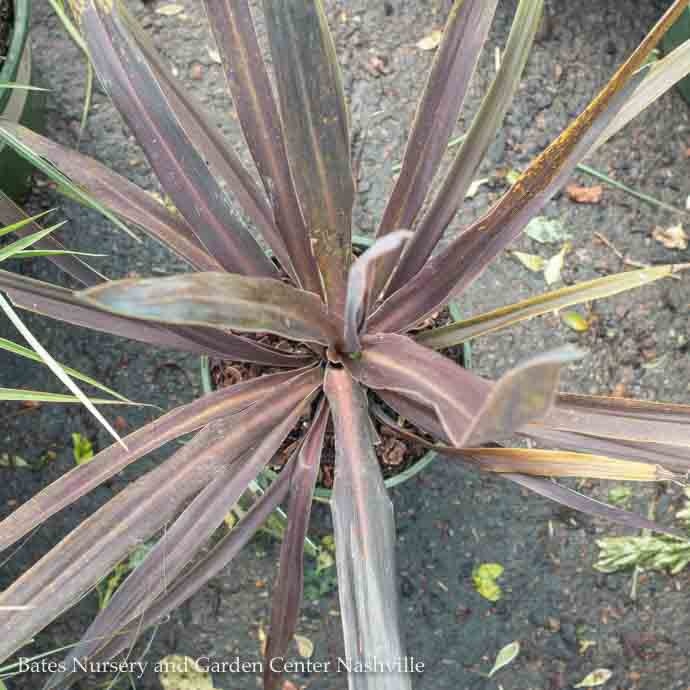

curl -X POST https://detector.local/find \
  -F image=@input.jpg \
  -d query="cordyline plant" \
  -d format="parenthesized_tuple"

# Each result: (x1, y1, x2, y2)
(3, 1, 690, 688)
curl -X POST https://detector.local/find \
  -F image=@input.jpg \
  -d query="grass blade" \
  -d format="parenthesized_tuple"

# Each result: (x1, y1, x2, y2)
(0, 192, 106, 287)
(0, 389, 129, 404)
(0, 222, 67, 262)
(417, 264, 681, 349)
(0, 336, 131, 402)
(0, 123, 221, 272)
(0, 293, 124, 447)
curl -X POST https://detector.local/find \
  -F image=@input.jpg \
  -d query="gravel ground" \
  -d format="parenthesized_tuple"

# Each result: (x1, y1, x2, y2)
(2, 1, 690, 689)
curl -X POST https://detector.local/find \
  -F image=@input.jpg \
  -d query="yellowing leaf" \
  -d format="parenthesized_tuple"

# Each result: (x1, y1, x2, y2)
(561, 310, 589, 332)
(466, 178, 489, 199)
(574, 668, 613, 688)
(652, 224, 687, 250)
(294, 633, 315, 658)
(511, 251, 545, 272)
(488, 641, 520, 677)
(472, 563, 504, 602)
(158, 655, 216, 690)
(544, 244, 570, 286)
(525, 217, 572, 244)
(416, 30, 443, 51)
(579, 639, 597, 654)
(155, 4, 184, 17)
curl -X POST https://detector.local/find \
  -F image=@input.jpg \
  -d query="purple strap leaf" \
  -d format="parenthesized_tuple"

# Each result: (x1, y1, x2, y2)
(370, 0, 498, 300)
(368, 0, 690, 335)
(0, 367, 319, 553)
(262, 0, 354, 312)
(79, 272, 343, 346)
(344, 231, 412, 353)
(203, 0, 322, 294)
(325, 367, 412, 690)
(386, 0, 543, 294)
(48, 454, 296, 689)
(51, 394, 316, 683)
(505, 473, 683, 538)
(264, 399, 330, 690)
(73, 0, 277, 277)
(0, 269, 313, 365)
(0, 369, 322, 664)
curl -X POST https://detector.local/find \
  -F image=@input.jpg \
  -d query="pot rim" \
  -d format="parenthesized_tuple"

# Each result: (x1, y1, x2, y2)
(0, 0, 31, 113)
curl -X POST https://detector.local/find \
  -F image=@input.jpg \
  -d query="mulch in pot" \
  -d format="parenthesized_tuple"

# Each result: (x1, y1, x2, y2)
(209, 308, 465, 490)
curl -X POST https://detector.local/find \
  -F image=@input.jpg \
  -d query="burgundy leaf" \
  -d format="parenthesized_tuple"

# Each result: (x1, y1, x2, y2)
(0, 367, 318, 553)
(0, 123, 221, 272)
(343, 231, 412, 353)
(368, 67, 646, 334)
(79, 272, 343, 346)
(52, 394, 315, 682)
(505, 473, 683, 537)
(202, 0, 322, 293)
(325, 367, 412, 690)
(0, 269, 313, 365)
(262, 0, 354, 311)
(115, 2, 297, 279)
(386, 0, 543, 293)
(538, 393, 690, 448)
(264, 399, 329, 690)
(0, 369, 322, 663)
(50, 453, 295, 689)
(377, 0, 498, 237)
(74, 0, 277, 277)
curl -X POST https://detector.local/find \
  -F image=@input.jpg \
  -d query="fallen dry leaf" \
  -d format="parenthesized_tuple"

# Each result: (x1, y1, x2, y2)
(511, 251, 545, 273)
(652, 224, 688, 250)
(155, 3, 184, 17)
(417, 29, 443, 51)
(566, 184, 603, 204)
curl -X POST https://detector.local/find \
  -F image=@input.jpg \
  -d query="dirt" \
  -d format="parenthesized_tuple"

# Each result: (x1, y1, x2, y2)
(0, 0, 12, 65)
(2, 0, 690, 689)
